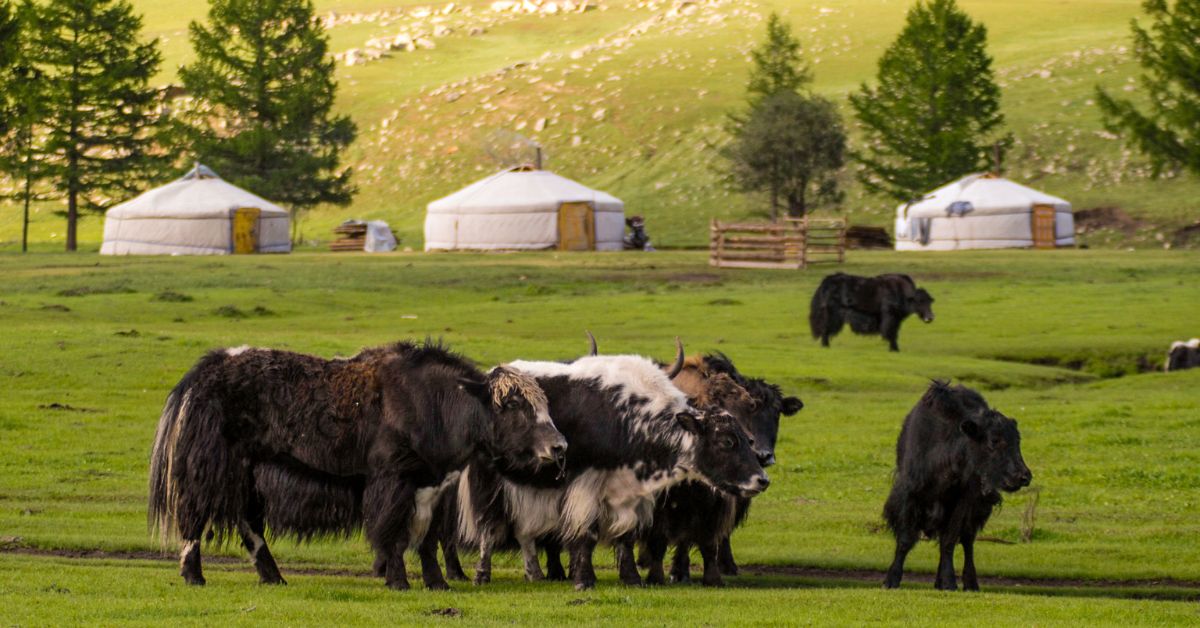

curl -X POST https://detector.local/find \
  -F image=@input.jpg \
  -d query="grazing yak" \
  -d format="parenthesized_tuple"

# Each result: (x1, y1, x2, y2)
(641, 353, 804, 586)
(148, 341, 565, 590)
(883, 381, 1032, 591)
(809, 273, 934, 352)
(1166, 339, 1200, 372)
(453, 343, 770, 590)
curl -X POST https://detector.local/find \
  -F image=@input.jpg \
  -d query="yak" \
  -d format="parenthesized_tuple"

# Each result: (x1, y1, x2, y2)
(809, 272, 934, 352)
(1166, 339, 1200, 372)
(882, 381, 1032, 591)
(452, 343, 770, 590)
(640, 352, 803, 586)
(148, 340, 566, 591)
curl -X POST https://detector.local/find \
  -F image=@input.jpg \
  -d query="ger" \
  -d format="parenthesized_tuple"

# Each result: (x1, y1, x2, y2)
(883, 381, 1032, 591)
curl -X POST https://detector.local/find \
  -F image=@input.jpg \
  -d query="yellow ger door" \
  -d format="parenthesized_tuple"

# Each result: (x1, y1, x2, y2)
(232, 207, 261, 254)
(1031, 205, 1056, 249)
(557, 202, 595, 251)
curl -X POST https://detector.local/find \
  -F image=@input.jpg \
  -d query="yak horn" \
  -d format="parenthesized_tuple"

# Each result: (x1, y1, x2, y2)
(665, 337, 685, 379)
(586, 330, 598, 357)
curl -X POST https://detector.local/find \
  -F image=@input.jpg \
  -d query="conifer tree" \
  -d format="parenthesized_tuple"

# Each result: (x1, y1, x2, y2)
(849, 0, 1009, 202)
(0, 0, 49, 253)
(29, 0, 163, 251)
(178, 0, 356, 241)
(1097, 0, 1200, 177)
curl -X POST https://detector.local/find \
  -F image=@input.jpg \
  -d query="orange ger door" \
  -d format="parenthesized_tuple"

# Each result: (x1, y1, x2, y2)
(1031, 205, 1056, 249)
(558, 202, 595, 251)
(232, 207, 261, 254)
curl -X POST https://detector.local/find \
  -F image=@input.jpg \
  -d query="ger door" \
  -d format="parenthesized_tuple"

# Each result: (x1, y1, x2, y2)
(557, 202, 595, 251)
(232, 207, 261, 254)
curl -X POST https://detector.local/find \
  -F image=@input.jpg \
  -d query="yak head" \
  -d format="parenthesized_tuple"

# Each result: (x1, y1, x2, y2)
(930, 382, 1031, 497)
(739, 378, 804, 468)
(470, 366, 567, 476)
(910, 288, 935, 323)
(677, 406, 769, 498)
(700, 353, 803, 468)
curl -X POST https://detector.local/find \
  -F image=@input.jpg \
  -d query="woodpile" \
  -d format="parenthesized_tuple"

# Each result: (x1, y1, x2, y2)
(710, 216, 847, 270)
(330, 222, 368, 252)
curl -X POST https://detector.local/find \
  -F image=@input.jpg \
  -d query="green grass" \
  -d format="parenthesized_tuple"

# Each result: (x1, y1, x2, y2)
(4, 0, 1200, 252)
(0, 248, 1198, 623)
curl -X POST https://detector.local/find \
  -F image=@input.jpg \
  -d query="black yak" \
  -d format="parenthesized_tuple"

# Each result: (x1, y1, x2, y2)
(883, 381, 1032, 591)
(809, 272, 934, 352)
(640, 353, 803, 586)
(148, 340, 565, 590)
(453, 345, 770, 590)
(1166, 339, 1200, 372)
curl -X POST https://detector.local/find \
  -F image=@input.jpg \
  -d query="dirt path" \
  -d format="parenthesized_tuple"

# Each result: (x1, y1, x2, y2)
(4, 545, 1198, 599)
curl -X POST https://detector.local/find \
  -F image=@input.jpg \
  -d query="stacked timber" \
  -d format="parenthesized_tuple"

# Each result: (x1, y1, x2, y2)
(330, 221, 368, 252)
(710, 216, 846, 270)
(845, 225, 893, 249)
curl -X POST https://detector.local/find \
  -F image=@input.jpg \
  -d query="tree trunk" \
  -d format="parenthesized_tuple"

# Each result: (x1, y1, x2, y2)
(770, 186, 779, 222)
(21, 156, 31, 254)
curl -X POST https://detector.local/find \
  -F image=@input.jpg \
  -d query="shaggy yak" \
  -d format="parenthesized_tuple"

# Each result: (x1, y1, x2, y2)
(809, 272, 934, 352)
(883, 381, 1032, 591)
(449, 342, 770, 590)
(1166, 338, 1200, 372)
(148, 340, 566, 590)
(640, 352, 804, 586)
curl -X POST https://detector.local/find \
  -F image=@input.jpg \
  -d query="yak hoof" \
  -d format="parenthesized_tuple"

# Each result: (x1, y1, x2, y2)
(260, 576, 287, 586)
(386, 579, 410, 591)
(702, 578, 725, 588)
(426, 581, 450, 592)
(473, 573, 491, 586)
(574, 581, 595, 591)
(183, 576, 206, 586)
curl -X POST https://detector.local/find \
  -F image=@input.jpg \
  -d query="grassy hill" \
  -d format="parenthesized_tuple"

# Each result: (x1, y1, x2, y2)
(3, 0, 1199, 251)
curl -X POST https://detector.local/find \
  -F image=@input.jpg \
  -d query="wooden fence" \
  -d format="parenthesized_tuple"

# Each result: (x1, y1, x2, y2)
(709, 216, 847, 269)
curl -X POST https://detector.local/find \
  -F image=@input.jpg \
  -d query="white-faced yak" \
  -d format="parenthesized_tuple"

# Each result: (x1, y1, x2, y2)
(1166, 338, 1200, 372)
(148, 340, 566, 590)
(883, 381, 1032, 591)
(809, 272, 934, 352)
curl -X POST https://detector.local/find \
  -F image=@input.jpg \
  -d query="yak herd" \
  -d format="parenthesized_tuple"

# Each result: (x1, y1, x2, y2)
(149, 272, 1036, 592)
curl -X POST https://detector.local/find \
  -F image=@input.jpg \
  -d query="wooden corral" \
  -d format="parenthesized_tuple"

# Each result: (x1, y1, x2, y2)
(710, 216, 847, 269)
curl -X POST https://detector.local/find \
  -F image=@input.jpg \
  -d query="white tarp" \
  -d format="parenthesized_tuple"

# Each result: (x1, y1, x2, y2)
(424, 167, 625, 251)
(364, 220, 397, 252)
(894, 174, 1074, 251)
(100, 164, 291, 255)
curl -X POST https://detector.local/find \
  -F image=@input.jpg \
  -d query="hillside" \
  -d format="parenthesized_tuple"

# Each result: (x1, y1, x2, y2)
(3, 0, 1199, 251)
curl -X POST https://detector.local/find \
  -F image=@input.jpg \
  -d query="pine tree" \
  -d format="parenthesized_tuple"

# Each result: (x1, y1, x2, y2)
(720, 92, 846, 218)
(0, 1, 20, 136)
(1096, 0, 1200, 177)
(849, 0, 1009, 202)
(28, 0, 163, 251)
(178, 0, 356, 241)
(0, 0, 49, 253)
(746, 13, 812, 105)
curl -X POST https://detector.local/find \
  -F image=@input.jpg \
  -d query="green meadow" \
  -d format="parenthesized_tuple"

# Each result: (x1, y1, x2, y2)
(0, 248, 1197, 624)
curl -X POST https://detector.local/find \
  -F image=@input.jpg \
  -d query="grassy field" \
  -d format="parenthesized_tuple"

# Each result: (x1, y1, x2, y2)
(3, 0, 1199, 252)
(0, 248, 1198, 624)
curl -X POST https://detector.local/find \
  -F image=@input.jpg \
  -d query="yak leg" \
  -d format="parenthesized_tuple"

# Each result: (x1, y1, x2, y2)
(543, 539, 567, 581)
(442, 537, 468, 582)
(179, 537, 205, 586)
(569, 536, 599, 591)
(614, 533, 642, 586)
(883, 529, 918, 589)
(517, 533, 545, 582)
(934, 533, 958, 591)
(881, 313, 900, 352)
(364, 476, 417, 590)
(417, 527, 450, 591)
(960, 529, 980, 592)
(670, 542, 692, 583)
(642, 534, 669, 586)
(237, 518, 286, 585)
(473, 535, 494, 585)
(698, 538, 724, 587)
(718, 536, 738, 575)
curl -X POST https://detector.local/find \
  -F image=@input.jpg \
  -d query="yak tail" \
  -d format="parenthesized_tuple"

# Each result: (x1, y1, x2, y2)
(147, 350, 231, 546)
(809, 275, 843, 340)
